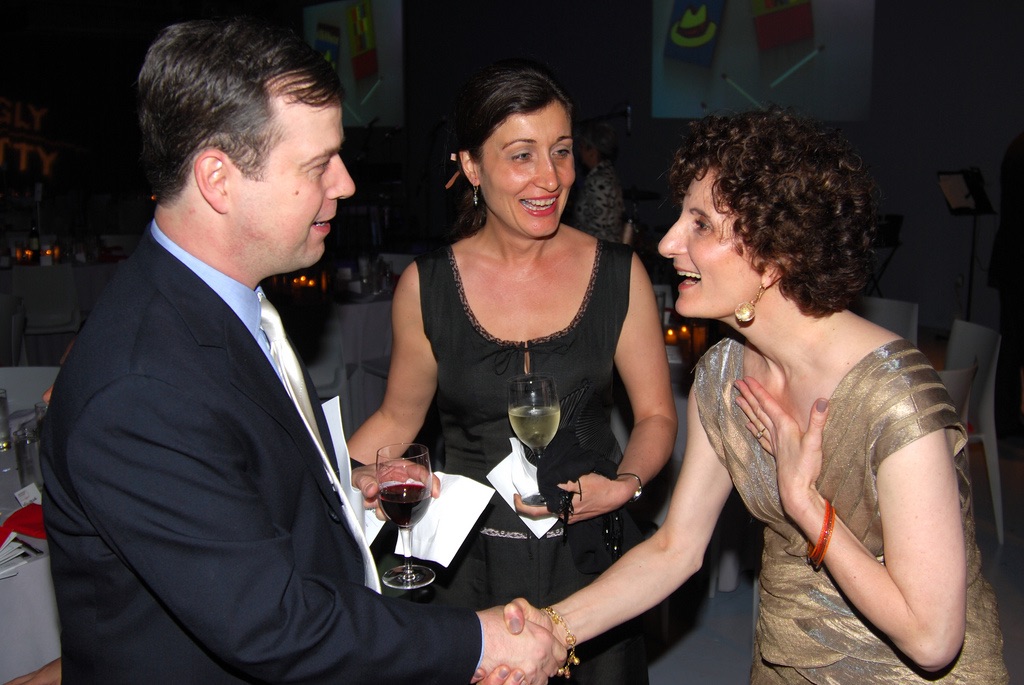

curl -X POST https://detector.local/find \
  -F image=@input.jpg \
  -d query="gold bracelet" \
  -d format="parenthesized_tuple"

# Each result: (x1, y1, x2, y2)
(542, 606, 580, 678)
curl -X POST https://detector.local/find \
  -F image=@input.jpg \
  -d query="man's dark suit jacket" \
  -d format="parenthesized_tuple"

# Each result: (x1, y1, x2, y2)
(42, 232, 480, 683)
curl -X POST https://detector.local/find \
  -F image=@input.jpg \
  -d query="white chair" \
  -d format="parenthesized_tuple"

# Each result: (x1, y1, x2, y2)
(937, 364, 976, 425)
(304, 306, 351, 405)
(378, 252, 418, 276)
(945, 319, 1003, 544)
(850, 295, 919, 345)
(11, 265, 82, 336)
(0, 366, 61, 413)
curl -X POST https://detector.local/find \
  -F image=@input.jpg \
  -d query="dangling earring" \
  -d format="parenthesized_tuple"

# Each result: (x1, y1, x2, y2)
(734, 285, 766, 323)
(473, 185, 479, 207)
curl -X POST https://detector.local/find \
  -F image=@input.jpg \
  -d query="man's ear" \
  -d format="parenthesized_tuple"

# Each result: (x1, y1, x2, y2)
(194, 150, 231, 214)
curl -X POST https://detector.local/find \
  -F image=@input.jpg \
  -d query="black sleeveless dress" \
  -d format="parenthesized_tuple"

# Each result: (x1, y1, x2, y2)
(417, 240, 648, 684)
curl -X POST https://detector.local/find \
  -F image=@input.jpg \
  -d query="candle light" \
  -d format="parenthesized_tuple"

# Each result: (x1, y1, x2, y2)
(679, 324, 693, 365)
(692, 321, 707, 357)
(664, 327, 677, 345)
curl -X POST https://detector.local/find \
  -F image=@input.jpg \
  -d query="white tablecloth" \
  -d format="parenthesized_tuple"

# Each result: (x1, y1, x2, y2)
(305, 296, 393, 437)
(0, 470, 60, 681)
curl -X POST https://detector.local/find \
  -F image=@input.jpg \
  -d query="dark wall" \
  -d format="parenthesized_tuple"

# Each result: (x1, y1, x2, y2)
(401, 1, 1024, 331)
(4, 1, 1022, 331)
(1, 1, 306, 232)
(843, 2, 1024, 330)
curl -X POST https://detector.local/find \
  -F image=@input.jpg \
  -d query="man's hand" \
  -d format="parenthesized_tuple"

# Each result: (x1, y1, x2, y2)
(350, 464, 381, 509)
(473, 665, 525, 685)
(475, 599, 564, 685)
(3, 657, 61, 685)
(352, 464, 442, 518)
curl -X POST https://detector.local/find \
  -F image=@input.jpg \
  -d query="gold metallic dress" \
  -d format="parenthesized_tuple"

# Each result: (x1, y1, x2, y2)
(695, 338, 1007, 684)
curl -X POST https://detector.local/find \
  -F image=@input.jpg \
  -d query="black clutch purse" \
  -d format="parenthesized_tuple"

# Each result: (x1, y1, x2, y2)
(534, 380, 642, 574)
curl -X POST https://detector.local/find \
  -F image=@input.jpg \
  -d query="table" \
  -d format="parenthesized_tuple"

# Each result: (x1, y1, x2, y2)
(304, 295, 393, 437)
(0, 468, 60, 682)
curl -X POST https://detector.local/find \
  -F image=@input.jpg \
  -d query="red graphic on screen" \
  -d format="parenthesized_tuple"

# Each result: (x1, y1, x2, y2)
(751, 0, 813, 51)
(347, 1, 378, 80)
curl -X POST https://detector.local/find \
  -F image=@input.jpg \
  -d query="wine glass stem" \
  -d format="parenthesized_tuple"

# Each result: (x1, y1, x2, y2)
(399, 526, 414, 576)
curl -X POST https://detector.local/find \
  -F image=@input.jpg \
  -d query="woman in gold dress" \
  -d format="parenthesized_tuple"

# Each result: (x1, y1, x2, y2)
(516, 107, 1007, 683)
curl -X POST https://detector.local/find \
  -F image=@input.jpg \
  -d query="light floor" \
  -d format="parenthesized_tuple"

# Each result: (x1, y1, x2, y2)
(645, 435, 1024, 684)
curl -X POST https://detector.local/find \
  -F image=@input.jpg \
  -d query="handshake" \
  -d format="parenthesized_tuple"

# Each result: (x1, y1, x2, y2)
(473, 599, 577, 685)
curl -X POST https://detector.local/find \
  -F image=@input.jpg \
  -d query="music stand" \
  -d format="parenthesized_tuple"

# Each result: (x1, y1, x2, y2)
(937, 168, 995, 320)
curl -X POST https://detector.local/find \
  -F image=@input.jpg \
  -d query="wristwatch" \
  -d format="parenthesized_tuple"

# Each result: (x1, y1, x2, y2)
(620, 472, 643, 503)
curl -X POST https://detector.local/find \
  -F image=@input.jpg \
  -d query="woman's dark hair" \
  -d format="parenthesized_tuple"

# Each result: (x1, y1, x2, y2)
(450, 58, 575, 239)
(138, 16, 343, 203)
(668, 107, 877, 316)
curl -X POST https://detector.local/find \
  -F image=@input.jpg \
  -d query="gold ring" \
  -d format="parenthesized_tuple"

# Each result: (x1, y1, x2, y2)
(755, 428, 765, 439)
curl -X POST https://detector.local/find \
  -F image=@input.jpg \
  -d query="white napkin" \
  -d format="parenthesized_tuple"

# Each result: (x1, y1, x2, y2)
(321, 397, 386, 544)
(321, 397, 494, 567)
(396, 471, 493, 566)
(486, 438, 559, 538)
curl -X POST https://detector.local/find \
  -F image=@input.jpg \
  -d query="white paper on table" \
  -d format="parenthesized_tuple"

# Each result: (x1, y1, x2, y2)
(15, 483, 42, 507)
(0, 531, 44, 579)
(321, 396, 386, 544)
(486, 438, 559, 538)
(396, 471, 494, 567)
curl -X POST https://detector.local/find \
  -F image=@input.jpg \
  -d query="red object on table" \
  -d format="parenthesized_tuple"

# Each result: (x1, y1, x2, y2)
(0, 503, 45, 539)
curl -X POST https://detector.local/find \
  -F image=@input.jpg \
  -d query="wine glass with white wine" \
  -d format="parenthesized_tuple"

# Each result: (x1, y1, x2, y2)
(507, 373, 560, 506)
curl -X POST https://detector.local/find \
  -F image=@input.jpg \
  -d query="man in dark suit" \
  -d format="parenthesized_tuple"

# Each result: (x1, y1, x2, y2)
(40, 17, 561, 684)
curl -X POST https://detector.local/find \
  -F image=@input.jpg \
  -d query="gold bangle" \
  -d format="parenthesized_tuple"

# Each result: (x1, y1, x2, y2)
(542, 606, 580, 678)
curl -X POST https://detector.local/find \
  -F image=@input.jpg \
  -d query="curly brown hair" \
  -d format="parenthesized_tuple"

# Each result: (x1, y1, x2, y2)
(668, 107, 878, 316)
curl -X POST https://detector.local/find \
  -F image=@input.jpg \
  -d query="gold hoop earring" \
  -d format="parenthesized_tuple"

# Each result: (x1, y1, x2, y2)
(734, 285, 766, 323)
(473, 185, 479, 207)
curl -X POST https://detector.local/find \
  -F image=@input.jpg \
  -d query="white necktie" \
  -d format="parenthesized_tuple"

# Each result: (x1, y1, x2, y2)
(259, 294, 380, 592)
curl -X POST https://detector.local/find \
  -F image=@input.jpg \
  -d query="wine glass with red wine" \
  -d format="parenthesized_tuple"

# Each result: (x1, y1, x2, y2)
(375, 442, 435, 590)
